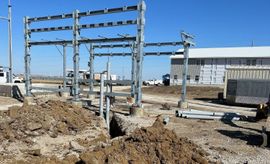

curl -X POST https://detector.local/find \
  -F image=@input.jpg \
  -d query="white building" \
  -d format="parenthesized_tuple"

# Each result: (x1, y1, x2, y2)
(170, 46, 270, 85)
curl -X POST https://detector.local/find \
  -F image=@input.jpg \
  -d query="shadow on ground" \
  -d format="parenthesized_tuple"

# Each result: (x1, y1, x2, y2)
(217, 129, 263, 146)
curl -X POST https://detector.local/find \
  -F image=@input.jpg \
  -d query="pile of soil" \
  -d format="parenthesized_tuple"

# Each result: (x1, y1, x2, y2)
(142, 86, 223, 99)
(0, 100, 92, 143)
(79, 117, 209, 164)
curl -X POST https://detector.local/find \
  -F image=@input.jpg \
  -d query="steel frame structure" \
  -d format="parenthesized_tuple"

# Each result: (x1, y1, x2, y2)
(24, 1, 145, 103)
(24, 1, 194, 107)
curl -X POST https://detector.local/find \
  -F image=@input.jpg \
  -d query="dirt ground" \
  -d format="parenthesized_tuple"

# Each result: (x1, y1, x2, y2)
(111, 85, 270, 163)
(0, 85, 269, 163)
(0, 99, 109, 163)
(141, 85, 223, 100)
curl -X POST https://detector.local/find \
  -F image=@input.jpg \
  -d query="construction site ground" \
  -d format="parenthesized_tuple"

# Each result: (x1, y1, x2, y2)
(109, 85, 270, 163)
(0, 84, 269, 163)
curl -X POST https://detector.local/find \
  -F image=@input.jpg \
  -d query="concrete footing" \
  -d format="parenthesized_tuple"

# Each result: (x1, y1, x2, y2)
(23, 96, 34, 106)
(61, 92, 70, 98)
(87, 94, 95, 100)
(72, 101, 83, 108)
(130, 106, 144, 117)
(178, 101, 189, 109)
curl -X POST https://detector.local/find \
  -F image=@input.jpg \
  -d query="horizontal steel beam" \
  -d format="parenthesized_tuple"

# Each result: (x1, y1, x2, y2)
(29, 37, 137, 46)
(79, 79, 99, 84)
(104, 92, 131, 97)
(104, 80, 132, 85)
(93, 42, 183, 49)
(95, 52, 132, 57)
(94, 51, 184, 57)
(31, 86, 69, 92)
(145, 42, 183, 47)
(28, 5, 138, 22)
(144, 51, 184, 56)
(0, 16, 8, 20)
(30, 20, 137, 33)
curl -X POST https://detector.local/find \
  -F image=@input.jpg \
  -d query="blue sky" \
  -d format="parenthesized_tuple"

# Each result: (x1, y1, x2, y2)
(0, 0, 270, 80)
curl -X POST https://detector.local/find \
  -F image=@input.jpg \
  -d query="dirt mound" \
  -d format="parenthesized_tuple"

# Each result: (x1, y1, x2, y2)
(0, 100, 92, 143)
(79, 117, 209, 164)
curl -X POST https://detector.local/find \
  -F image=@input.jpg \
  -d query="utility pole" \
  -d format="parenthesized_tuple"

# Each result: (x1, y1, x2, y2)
(8, 0, 13, 83)
(0, 0, 13, 83)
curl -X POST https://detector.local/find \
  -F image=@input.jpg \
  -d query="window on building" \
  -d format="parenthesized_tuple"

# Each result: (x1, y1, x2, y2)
(223, 76, 225, 82)
(187, 75, 190, 80)
(174, 75, 177, 80)
(252, 59, 256, 66)
(196, 60, 200, 65)
(0, 73, 4, 77)
(246, 60, 251, 66)
(195, 75, 199, 82)
(201, 60, 205, 66)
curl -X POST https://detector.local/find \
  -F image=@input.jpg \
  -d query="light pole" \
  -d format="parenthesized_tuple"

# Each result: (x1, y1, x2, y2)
(0, 0, 13, 83)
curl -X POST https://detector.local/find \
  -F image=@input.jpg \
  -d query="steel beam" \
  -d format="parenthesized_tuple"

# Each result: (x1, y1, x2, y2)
(145, 42, 183, 47)
(73, 10, 80, 101)
(144, 51, 183, 56)
(29, 37, 137, 46)
(93, 51, 183, 57)
(29, 20, 137, 33)
(31, 86, 69, 92)
(104, 80, 132, 85)
(131, 42, 137, 98)
(104, 92, 131, 97)
(135, 0, 146, 107)
(106, 60, 111, 92)
(99, 74, 104, 117)
(106, 94, 110, 129)
(63, 44, 67, 89)
(180, 43, 189, 104)
(89, 44, 94, 95)
(8, 0, 13, 83)
(92, 41, 183, 49)
(28, 5, 138, 22)
(180, 32, 194, 106)
(24, 17, 31, 96)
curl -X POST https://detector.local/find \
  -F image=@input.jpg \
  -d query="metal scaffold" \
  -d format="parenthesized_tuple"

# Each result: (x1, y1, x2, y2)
(24, 0, 194, 109)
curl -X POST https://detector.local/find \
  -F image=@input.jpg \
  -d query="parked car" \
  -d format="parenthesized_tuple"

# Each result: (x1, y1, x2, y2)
(143, 79, 163, 86)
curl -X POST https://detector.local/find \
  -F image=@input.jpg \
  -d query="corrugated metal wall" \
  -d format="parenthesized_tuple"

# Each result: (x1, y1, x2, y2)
(171, 57, 270, 85)
(227, 68, 270, 80)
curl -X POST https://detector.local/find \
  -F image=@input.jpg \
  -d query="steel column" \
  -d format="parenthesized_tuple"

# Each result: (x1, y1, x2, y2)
(135, 0, 146, 106)
(106, 61, 111, 129)
(180, 43, 189, 103)
(99, 74, 104, 117)
(131, 42, 137, 98)
(106, 59, 111, 92)
(105, 94, 110, 129)
(73, 10, 80, 101)
(180, 32, 194, 106)
(24, 17, 31, 96)
(89, 44, 94, 95)
(63, 44, 67, 89)
(8, 0, 13, 83)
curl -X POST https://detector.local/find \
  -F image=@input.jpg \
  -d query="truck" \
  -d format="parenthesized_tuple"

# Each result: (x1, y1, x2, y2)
(66, 69, 117, 85)
(162, 74, 170, 86)
(0, 67, 23, 83)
